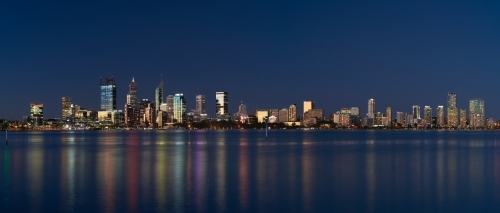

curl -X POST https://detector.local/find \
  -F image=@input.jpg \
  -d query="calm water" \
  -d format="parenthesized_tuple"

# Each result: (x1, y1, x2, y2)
(2, 130, 500, 212)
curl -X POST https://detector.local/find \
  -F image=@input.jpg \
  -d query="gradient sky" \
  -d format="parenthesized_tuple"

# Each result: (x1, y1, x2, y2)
(2, 1, 500, 120)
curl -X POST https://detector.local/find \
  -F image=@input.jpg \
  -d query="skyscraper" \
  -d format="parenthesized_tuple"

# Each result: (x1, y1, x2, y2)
(368, 99, 375, 118)
(424, 106, 432, 125)
(469, 98, 485, 128)
(196, 95, 206, 114)
(166, 95, 174, 123)
(30, 103, 44, 126)
(155, 81, 163, 113)
(396, 112, 405, 125)
(62, 97, 72, 121)
(173, 94, 186, 123)
(278, 108, 288, 122)
(127, 77, 138, 107)
(303, 101, 315, 114)
(460, 108, 467, 127)
(386, 107, 392, 126)
(447, 92, 458, 126)
(216, 92, 228, 115)
(288, 104, 297, 122)
(412, 105, 421, 120)
(100, 77, 116, 111)
(437, 106, 444, 127)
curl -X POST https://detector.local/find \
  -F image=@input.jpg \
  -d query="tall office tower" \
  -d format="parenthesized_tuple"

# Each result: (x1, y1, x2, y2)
(196, 95, 206, 114)
(424, 106, 432, 125)
(447, 92, 458, 126)
(238, 102, 247, 115)
(350, 107, 361, 126)
(62, 97, 72, 121)
(396, 112, 405, 124)
(386, 107, 392, 126)
(173, 94, 186, 123)
(374, 112, 383, 126)
(469, 98, 485, 128)
(125, 103, 140, 127)
(412, 105, 421, 119)
(166, 95, 174, 123)
(139, 99, 154, 127)
(278, 108, 288, 122)
(216, 92, 229, 115)
(460, 108, 467, 127)
(126, 77, 138, 107)
(368, 99, 375, 118)
(437, 106, 444, 127)
(155, 81, 163, 113)
(407, 114, 414, 127)
(30, 103, 44, 126)
(100, 77, 117, 111)
(303, 101, 315, 114)
(288, 104, 297, 122)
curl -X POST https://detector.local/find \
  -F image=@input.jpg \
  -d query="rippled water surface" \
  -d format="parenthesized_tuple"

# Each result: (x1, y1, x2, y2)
(2, 130, 500, 212)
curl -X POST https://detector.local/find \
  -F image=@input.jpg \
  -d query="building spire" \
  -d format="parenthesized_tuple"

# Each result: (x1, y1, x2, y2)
(132, 77, 135, 82)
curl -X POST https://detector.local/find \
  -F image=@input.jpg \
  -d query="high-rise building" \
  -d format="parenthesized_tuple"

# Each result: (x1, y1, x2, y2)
(288, 104, 297, 122)
(303, 101, 315, 114)
(460, 108, 467, 127)
(374, 112, 383, 126)
(173, 94, 186, 123)
(139, 99, 154, 127)
(412, 105, 421, 119)
(386, 107, 392, 126)
(424, 106, 432, 125)
(62, 97, 72, 121)
(396, 112, 405, 125)
(216, 92, 229, 115)
(125, 103, 140, 127)
(30, 103, 44, 126)
(469, 98, 485, 128)
(196, 95, 206, 114)
(100, 77, 116, 111)
(437, 106, 444, 127)
(447, 92, 458, 126)
(339, 108, 351, 127)
(255, 109, 269, 123)
(165, 95, 174, 123)
(155, 81, 163, 113)
(127, 77, 138, 107)
(368, 99, 375, 118)
(278, 108, 288, 122)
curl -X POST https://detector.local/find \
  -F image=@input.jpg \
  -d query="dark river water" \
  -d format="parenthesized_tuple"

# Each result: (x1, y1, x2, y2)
(2, 130, 500, 212)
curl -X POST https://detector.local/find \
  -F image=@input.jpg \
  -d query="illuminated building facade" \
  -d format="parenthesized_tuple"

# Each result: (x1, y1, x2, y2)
(100, 77, 116, 111)
(216, 92, 229, 120)
(303, 101, 315, 114)
(155, 81, 163, 113)
(62, 97, 72, 122)
(368, 99, 375, 118)
(469, 98, 485, 128)
(196, 95, 206, 114)
(412, 105, 420, 119)
(30, 103, 44, 126)
(437, 106, 444, 127)
(386, 107, 392, 126)
(173, 94, 186, 123)
(460, 108, 467, 127)
(424, 106, 432, 126)
(288, 104, 297, 122)
(447, 92, 458, 126)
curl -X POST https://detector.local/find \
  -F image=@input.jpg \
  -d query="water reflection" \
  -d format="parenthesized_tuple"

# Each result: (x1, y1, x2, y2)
(2, 131, 500, 212)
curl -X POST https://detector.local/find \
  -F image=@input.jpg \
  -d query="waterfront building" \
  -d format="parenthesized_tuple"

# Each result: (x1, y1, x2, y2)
(127, 77, 138, 107)
(469, 98, 485, 128)
(255, 109, 269, 123)
(139, 99, 154, 127)
(269, 109, 279, 117)
(278, 108, 288, 122)
(237, 102, 248, 122)
(412, 105, 420, 119)
(487, 118, 496, 129)
(288, 104, 297, 122)
(216, 92, 229, 120)
(196, 95, 206, 114)
(424, 106, 432, 126)
(368, 99, 375, 118)
(332, 112, 340, 124)
(339, 108, 351, 127)
(407, 114, 414, 127)
(386, 107, 392, 126)
(100, 77, 116, 111)
(350, 107, 361, 127)
(397, 112, 405, 125)
(447, 92, 458, 126)
(374, 112, 383, 126)
(303, 101, 315, 114)
(173, 94, 186, 123)
(304, 109, 324, 123)
(166, 95, 174, 123)
(62, 97, 72, 122)
(460, 108, 467, 128)
(155, 81, 163, 113)
(437, 106, 444, 127)
(30, 103, 44, 126)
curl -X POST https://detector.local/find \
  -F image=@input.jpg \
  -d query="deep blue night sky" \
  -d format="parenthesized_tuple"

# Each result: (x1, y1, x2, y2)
(2, 1, 500, 120)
